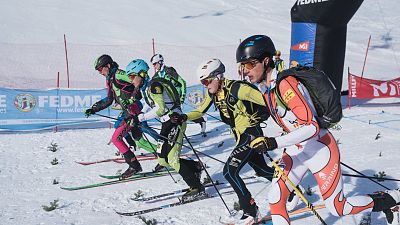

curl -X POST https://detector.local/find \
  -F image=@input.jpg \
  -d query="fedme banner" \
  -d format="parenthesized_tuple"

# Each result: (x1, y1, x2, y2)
(348, 73, 400, 99)
(0, 87, 119, 132)
(0, 85, 208, 132)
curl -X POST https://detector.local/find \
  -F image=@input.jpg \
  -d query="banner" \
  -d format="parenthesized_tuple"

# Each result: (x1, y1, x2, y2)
(290, 0, 364, 91)
(0, 87, 119, 132)
(0, 84, 210, 132)
(348, 73, 400, 99)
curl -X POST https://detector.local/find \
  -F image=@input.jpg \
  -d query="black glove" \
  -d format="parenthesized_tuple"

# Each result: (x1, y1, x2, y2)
(249, 136, 278, 153)
(84, 108, 95, 118)
(169, 112, 187, 124)
(124, 114, 139, 127)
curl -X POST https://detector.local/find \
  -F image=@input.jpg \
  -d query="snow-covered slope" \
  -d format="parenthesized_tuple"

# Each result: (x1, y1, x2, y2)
(1, 0, 400, 225)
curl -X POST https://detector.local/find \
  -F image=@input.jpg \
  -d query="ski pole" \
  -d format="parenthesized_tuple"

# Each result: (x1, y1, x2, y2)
(342, 173, 400, 182)
(182, 133, 234, 216)
(265, 153, 327, 225)
(93, 113, 177, 183)
(139, 123, 226, 164)
(340, 162, 390, 189)
(183, 102, 223, 122)
(94, 113, 118, 120)
(142, 132, 177, 184)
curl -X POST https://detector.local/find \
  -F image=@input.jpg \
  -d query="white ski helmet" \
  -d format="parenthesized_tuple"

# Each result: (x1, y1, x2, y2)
(150, 54, 164, 65)
(197, 58, 225, 81)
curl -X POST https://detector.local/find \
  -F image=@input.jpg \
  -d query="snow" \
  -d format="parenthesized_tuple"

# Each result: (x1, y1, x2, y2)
(1, 0, 400, 224)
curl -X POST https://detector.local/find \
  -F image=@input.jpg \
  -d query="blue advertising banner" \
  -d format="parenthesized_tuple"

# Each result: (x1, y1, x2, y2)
(0, 87, 120, 132)
(0, 84, 218, 132)
(289, 22, 316, 67)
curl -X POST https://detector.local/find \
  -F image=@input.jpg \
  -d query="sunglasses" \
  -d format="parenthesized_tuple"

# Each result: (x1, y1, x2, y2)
(200, 77, 215, 86)
(128, 71, 147, 79)
(96, 67, 103, 72)
(240, 59, 260, 70)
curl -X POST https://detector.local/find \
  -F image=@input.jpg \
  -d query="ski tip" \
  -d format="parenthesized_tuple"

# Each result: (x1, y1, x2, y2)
(60, 187, 74, 191)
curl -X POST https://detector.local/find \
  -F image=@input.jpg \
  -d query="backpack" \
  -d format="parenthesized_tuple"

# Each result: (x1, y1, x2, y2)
(146, 77, 181, 110)
(275, 66, 342, 128)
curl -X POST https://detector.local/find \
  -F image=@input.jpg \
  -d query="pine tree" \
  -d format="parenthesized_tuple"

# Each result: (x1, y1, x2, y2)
(47, 141, 59, 152)
(42, 199, 59, 212)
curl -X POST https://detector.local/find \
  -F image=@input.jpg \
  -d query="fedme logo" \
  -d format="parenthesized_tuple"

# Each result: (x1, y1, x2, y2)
(38, 95, 102, 108)
(14, 93, 36, 112)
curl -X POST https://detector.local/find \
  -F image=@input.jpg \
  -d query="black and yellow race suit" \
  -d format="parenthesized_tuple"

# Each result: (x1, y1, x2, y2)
(187, 78, 275, 213)
(141, 77, 203, 189)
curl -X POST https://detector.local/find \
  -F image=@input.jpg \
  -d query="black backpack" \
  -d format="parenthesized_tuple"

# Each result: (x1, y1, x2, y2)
(275, 66, 342, 128)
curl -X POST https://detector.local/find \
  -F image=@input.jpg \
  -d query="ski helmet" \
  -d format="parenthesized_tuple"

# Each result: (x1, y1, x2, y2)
(150, 54, 164, 65)
(94, 54, 113, 70)
(197, 58, 225, 81)
(126, 59, 149, 79)
(236, 35, 276, 64)
(275, 50, 281, 56)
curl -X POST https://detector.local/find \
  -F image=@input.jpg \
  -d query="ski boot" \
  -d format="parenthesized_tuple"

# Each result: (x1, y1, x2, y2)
(286, 185, 303, 211)
(238, 202, 260, 225)
(369, 189, 400, 224)
(152, 163, 167, 172)
(181, 185, 206, 202)
(120, 152, 142, 180)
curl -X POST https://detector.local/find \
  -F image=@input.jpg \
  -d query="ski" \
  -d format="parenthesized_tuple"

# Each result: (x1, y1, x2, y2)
(219, 204, 326, 225)
(75, 153, 194, 166)
(133, 180, 226, 201)
(99, 170, 176, 179)
(116, 190, 236, 216)
(257, 204, 326, 225)
(60, 172, 171, 191)
(134, 176, 256, 202)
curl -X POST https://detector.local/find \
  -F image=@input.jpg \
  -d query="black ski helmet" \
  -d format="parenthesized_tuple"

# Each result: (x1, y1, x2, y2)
(94, 54, 113, 70)
(236, 35, 276, 68)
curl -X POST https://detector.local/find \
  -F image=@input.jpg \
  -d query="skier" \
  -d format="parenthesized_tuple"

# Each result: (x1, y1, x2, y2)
(85, 55, 149, 179)
(236, 34, 400, 225)
(151, 54, 207, 137)
(137, 69, 205, 201)
(184, 58, 276, 224)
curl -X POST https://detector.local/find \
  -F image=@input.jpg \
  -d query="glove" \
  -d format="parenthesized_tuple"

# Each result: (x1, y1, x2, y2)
(169, 112, 187, 124)
(84, 108, 95, 118)
(249, 136, 278, 153)
(124, 114, 139, 127)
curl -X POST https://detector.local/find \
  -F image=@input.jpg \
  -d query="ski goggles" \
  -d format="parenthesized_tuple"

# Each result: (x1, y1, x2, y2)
(240, 59, 260, 70)
(127, 71, 147, 79)
(200, 77, 215, 86)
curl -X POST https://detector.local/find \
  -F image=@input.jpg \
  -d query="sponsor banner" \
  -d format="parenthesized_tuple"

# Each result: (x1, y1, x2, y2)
(0, 87, 120, 132)
(349, 73, 400, 99)
(289, 22, 316, 67)
(0, 84, 216, 132)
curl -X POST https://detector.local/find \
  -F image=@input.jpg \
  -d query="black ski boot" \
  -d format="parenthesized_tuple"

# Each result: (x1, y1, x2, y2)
(181, 185, 206, 202)
(120, 151, 142, 180)
(120, 164, 142, 180)
(369, 189, 400, 224)
(239, 199, 260, 224)
(153, 163, 167, 172)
